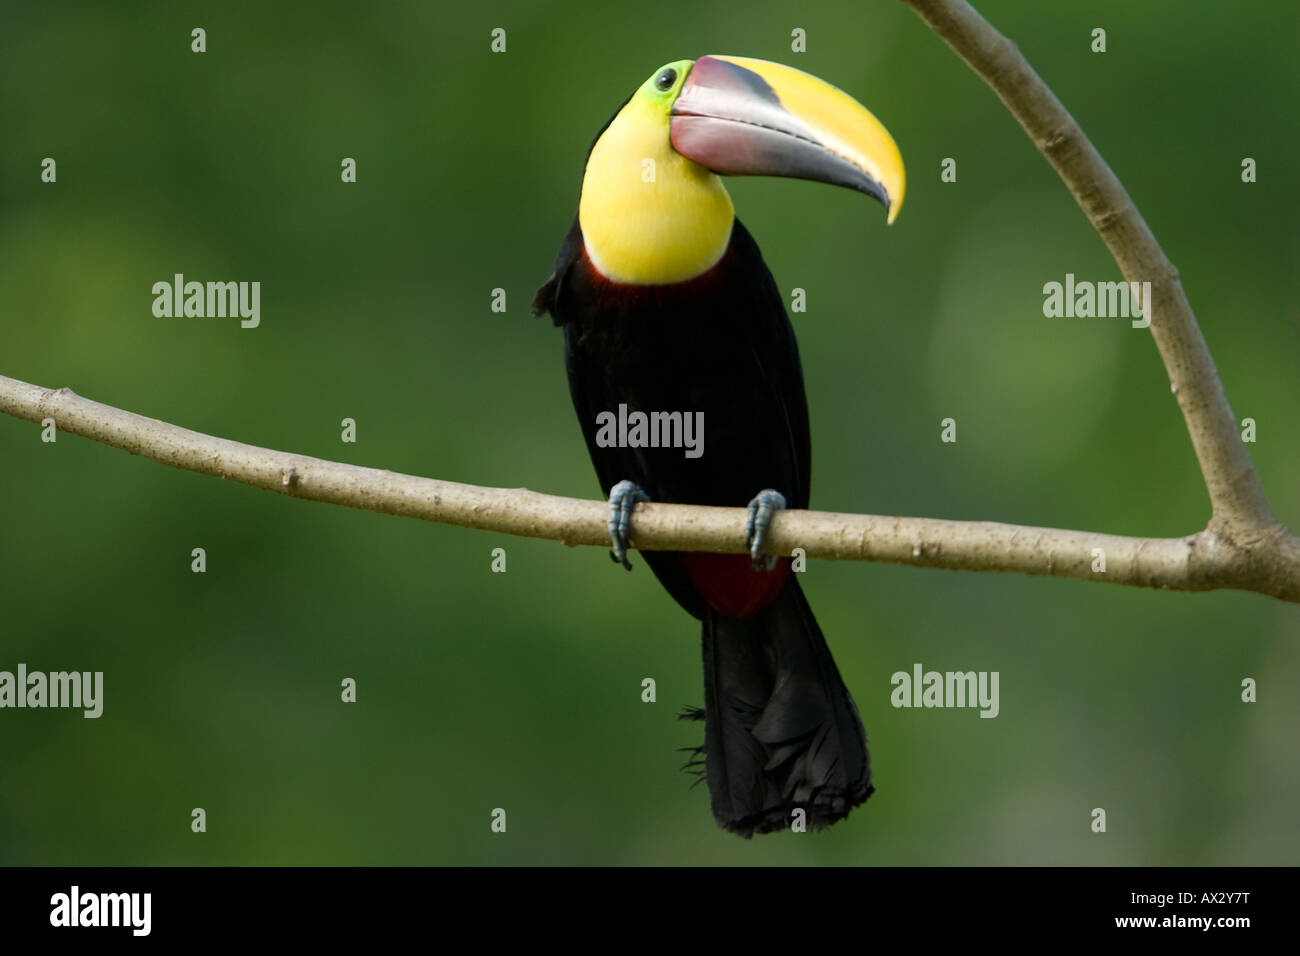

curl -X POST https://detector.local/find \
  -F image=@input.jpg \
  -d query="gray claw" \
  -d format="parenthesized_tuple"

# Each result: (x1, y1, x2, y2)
(745, 489, 787, 571)
(607, 479, 650, 570)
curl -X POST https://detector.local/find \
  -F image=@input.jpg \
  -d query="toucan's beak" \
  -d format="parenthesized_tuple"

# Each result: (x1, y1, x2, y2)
(671, 55, 906, 223)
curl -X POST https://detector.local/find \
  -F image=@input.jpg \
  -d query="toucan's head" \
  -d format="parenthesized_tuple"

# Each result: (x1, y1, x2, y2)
(578, 56, 906, 285)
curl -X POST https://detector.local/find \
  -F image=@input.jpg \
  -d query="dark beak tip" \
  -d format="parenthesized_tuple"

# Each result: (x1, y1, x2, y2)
(671, 55, 902, 220)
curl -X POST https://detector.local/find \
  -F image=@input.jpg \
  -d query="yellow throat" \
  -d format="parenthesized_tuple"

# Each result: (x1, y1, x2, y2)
(578, 67, 735, 286)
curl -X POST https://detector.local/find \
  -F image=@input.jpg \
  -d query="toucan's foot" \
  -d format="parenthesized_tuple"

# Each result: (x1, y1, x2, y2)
(607, 479, 650, 570)
(745, 488, 786, 571)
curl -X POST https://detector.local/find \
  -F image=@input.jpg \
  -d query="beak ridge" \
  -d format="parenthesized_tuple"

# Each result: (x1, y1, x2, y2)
(671, 55, 905, 223)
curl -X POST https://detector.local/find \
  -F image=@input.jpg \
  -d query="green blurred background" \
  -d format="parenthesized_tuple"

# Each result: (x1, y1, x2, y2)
(2, 0, 1297, 865)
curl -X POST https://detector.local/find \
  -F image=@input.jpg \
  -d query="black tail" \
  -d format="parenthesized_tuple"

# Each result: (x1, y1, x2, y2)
(695, 578, 871, 836)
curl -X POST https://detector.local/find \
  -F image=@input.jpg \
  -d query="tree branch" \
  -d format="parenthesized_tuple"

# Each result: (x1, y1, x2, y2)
(900, 0, 1277, 540)
(2, 2, 1297, 605)
(3, 374, 1298, 602)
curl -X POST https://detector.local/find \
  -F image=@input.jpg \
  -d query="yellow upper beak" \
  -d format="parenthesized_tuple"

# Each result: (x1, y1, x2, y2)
(671, 55, 906, 224)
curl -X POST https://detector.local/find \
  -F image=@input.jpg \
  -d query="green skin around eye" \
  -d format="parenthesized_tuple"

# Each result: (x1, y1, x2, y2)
(635, 58, 694, 113)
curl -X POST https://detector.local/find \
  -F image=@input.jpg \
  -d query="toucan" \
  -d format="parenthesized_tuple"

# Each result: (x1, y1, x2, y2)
(532, 55, 905, 836)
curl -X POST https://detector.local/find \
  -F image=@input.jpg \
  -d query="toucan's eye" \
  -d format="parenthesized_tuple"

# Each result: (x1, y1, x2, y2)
(655, 68, 677, 91)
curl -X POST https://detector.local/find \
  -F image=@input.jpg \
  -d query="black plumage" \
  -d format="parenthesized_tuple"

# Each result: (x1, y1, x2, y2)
(533, 217, 873, 836)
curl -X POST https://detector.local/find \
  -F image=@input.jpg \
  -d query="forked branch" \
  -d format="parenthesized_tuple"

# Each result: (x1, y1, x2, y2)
(2, 1, 1296, 603)
(2, 375, 1297, 602)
